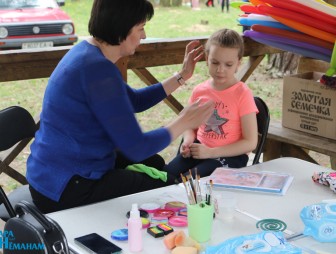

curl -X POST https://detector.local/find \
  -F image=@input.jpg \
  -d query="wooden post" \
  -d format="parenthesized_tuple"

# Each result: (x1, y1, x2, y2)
(116, 57, 129, 82)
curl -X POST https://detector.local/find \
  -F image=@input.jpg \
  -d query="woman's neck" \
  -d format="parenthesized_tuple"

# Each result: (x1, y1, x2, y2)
(87, 37, 120, 63)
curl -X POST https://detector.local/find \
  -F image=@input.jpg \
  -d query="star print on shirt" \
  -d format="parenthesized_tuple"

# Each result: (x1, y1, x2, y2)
(204, 109, 228, 135)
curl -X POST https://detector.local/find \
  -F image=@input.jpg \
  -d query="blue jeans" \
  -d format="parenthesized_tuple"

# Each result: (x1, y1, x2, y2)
(164, 149, 249, 179)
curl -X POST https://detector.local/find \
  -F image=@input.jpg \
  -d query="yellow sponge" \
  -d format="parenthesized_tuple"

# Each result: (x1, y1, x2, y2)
(163, 231, 180, 250)
(171, 246, 198, 254)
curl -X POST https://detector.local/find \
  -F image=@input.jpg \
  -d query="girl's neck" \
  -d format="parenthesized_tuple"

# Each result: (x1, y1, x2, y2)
(210, 77, 239, 91)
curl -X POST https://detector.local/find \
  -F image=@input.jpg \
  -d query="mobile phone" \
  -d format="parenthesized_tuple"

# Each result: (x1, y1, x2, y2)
(74, 233, 122, 254)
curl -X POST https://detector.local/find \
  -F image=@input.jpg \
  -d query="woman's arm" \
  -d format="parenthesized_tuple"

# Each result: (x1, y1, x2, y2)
(180, 129, 196, 157)
(165, 99, 214, 142)
(189, 112, 258, 159)
(126, 40, 204, 112)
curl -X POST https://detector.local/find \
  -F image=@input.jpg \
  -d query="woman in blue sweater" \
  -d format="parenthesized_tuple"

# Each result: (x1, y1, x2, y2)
(26, 0, 213, 213)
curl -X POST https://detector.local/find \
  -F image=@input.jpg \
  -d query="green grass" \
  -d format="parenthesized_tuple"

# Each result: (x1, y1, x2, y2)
(61, 1, 242, 38)
(0, 1, 287, 190)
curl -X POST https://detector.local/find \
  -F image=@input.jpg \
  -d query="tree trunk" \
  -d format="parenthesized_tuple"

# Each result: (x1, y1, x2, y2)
(326, 0, 336, 5)
(266, 52, 300, 78)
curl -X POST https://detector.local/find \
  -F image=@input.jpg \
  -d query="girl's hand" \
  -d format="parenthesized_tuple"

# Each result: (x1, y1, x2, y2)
(190, 143, 212, 159)
(180, 144, 191, 158)
(179, 40, 204, 81)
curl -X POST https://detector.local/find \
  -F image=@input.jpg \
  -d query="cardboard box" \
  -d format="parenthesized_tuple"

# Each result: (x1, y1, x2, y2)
(282, 72, 336, 140)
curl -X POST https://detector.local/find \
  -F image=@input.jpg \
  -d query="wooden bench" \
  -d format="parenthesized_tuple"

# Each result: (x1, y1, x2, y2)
(263, 121, 336, 170)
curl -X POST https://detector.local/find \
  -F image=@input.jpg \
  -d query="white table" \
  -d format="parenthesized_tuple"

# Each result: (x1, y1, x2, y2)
(48, 158, 336, 253)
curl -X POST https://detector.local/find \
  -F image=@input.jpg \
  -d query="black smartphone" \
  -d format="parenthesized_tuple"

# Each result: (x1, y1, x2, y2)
(74, 233, 122, 254)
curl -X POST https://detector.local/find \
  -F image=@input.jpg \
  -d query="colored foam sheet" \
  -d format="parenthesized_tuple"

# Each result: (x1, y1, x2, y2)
(244, 34, 331, 63)
(244, 30, 332, 56)
(291, 0, 336, 17)
(258, 5, 336, 35)
(261, 0, 336, 26)
(230, 1, 250, 9)
(251, 24, 334, 50)
(238, 18, 297, 32)
(240, 5, 264, 15)
(247, 14, 276, 22)
(249, 0, 265, 6)
(269, 15, 336, 43)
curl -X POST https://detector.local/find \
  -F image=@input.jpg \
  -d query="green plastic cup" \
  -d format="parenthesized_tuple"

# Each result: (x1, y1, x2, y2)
(187, 202, 214, 243)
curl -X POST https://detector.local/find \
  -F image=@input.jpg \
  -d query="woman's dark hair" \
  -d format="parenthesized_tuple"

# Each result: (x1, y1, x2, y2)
(88, 0, 154, 45)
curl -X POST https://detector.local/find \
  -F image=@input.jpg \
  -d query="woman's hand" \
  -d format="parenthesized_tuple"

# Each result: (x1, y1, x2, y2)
(179, 40, 204, 80)
(179, 99, 214, 130)
(161, 40, 204, 96)
(166, 99, 214, 142)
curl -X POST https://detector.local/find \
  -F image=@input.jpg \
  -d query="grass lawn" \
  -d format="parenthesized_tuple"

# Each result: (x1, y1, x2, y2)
(0, 1, 293, 191)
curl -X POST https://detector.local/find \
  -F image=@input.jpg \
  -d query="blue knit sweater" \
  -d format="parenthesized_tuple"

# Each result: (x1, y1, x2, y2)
(27, 41, 171, 201)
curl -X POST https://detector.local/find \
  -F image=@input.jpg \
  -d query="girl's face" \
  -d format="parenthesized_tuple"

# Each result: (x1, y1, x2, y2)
(120, 22, 146, 56)
(206, 45, 241, 88)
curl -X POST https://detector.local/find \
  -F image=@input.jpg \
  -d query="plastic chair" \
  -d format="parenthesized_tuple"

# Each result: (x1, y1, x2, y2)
(176, 96, 270, 165)
(252, 96, 270, 165)
(0, 106, 39, 220)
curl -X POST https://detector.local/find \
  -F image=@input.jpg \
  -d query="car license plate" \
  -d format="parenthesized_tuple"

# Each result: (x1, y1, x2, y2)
(22, 41, 54, 49)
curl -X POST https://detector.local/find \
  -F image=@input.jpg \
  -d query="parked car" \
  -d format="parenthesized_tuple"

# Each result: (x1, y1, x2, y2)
(0, 0, 77, 50)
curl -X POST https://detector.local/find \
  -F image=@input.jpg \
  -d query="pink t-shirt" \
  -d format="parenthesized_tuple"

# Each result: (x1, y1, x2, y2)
(189, 80, 258, 148)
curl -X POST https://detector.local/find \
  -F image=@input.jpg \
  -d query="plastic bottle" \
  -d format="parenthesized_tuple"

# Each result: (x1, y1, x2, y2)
(128, 203, 143, 252)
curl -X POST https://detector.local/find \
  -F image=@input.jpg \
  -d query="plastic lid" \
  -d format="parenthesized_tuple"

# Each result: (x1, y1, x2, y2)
(130, 203, 140, 218)
(168, 216, 188, 227)
(141, 218, 150, 229)
(126, 209, 149, 219)
(164, 201, 186, 212)
(140, 202, 161, 213)
(153, 209, 175, 218)
(111, 228, 128, 241)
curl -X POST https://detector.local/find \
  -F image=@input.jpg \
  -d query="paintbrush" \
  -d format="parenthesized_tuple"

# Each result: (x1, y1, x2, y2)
(195, 174, 202, 203)
(181, 173, 196, 205)
(186, 174, 197, 203)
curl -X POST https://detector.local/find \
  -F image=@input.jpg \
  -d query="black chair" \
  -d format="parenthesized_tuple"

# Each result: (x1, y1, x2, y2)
(0, 106, 39, 220)
(176, 96, 270, 165)
(252, 96, 270, 165)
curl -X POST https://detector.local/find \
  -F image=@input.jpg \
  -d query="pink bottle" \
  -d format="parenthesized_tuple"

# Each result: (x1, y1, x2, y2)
(128, 203, 143, 252)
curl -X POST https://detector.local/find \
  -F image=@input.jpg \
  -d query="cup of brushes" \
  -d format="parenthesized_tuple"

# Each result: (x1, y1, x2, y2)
(181, 170, 214, 243)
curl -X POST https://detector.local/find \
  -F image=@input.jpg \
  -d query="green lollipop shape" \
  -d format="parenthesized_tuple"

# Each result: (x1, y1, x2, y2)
(320, 41, 336, 87)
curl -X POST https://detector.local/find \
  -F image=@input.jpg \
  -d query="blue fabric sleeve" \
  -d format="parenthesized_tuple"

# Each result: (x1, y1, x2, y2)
(83, 61, 171, 162)
(126, 84, 167, 113)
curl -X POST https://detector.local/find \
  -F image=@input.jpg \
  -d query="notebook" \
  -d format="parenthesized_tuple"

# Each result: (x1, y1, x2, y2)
(209, 168, 293, 195)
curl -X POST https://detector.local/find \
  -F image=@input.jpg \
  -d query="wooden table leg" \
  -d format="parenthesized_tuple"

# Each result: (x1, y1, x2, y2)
(263, 139, 282, 162)
(330, 157, 336, 170)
